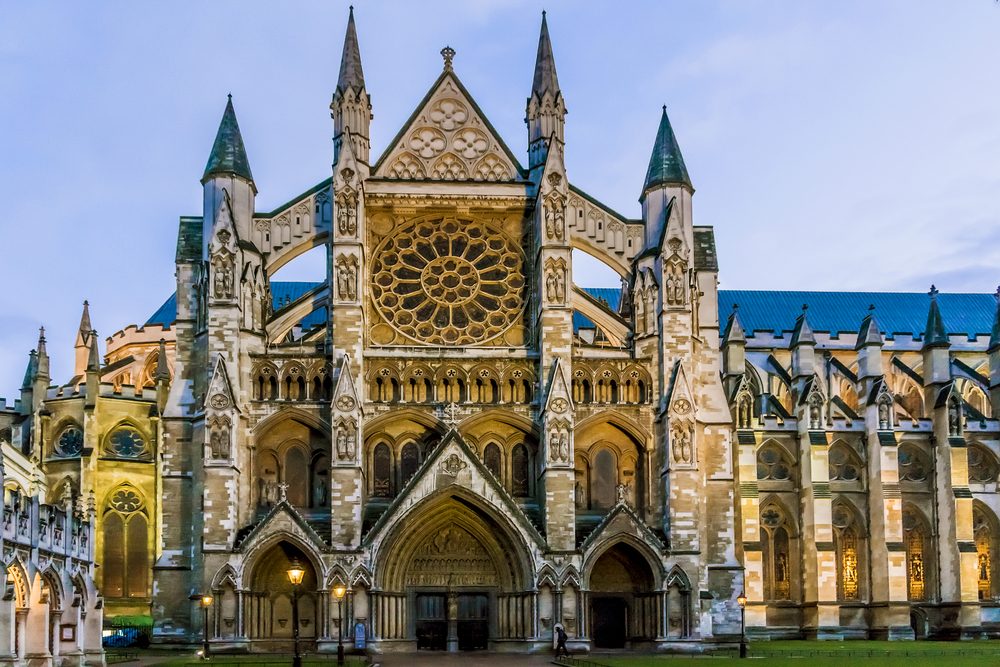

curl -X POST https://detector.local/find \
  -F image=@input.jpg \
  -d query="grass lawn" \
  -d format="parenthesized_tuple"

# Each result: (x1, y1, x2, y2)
(147, 656, 368, 667)
(588, 639, 1000, 666)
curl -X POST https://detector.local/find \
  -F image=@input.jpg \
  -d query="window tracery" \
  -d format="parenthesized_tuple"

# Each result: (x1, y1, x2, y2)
(903, 508, 929, 601)
(370, 217, 525, 346)
(105, 426, 148, 459)
(969, 445, 999, 484)
(898, 445, 930, 482)
(103, 486, 148, 599)
(760, 504, 792, 601)
(55, 425, 83, 458)
(833, 503, 862, 600)
(829, 443, 863, 482)
(974, 506, 998, 600)
(756, 444, 793, 482)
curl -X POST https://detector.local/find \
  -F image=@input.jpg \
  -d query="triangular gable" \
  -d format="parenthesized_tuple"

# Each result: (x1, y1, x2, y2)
(664, 361, 695, 419)
(234, 499, 327, 552)
(372, 70, 523, 182)
(362, 428, 545, 550)
(207, 356, 239, 413)
(580, 497, 667, 555)
(543, 358, 574, 415)
(333, 354, 362, 415)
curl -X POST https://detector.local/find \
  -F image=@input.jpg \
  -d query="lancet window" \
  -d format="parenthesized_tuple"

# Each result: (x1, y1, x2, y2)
(833, 503, 863, 601)
(903, 508, 930, 601)
(974, 505, 999, 600)
(102, 486, 149, 599)
(760, 504, 793, 601)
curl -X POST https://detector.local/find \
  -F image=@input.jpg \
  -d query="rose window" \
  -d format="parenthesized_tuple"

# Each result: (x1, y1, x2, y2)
(107, 427, 147, 458)
(56, 427, 84, 457)
(371, 217, 525, 345)
(109, 488, 143, 513)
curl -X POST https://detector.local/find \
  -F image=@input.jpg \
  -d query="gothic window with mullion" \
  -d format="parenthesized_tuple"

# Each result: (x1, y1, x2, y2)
(832, 502, 864, 601)
(102, 486, 149, 599)
(974, 505, 999, 600)
(903, 507, 934, 602)
(760, 503, 793, 601)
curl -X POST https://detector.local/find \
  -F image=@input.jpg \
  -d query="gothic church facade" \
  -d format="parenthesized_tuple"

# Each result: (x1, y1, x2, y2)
(4, 9, 1000, 657)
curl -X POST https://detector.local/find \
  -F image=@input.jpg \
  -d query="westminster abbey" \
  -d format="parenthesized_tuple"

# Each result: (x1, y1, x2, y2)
(2, 9, 1000, 662)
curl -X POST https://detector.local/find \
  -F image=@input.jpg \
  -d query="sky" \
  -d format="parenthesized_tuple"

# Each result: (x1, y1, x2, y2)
(0, 0, 998, 398)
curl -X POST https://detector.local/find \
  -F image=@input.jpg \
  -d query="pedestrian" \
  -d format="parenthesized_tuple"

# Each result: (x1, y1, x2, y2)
(555, 624, 570, 658)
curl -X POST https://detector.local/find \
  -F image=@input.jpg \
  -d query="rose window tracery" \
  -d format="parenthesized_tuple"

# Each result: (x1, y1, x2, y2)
(371, 217, 525, 345)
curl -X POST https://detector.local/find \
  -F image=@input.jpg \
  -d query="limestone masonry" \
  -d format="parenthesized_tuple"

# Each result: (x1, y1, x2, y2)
(3, 9, 1000, 660)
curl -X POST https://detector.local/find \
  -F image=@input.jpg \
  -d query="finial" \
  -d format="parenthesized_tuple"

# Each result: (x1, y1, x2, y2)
(732, 303, 739, 312)
(542, 9, 546, 17)
(929, 284, 939, 299)
(801, 304, 809, 313)
(662, 104, 667, 113)
(441, 45, 456, 71)
(38, 326, 45, 341)
(83, 299, 89, 307)
(868, 303, 876, 313)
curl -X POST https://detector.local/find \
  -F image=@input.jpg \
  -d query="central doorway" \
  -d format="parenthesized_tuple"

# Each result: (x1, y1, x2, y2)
(457, 593, 488, 650)
(592, 597, 627, 648)
(589, 542, 656, 648)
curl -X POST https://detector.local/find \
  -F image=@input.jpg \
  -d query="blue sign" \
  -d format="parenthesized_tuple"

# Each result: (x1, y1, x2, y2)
(354, 622, 367, 649)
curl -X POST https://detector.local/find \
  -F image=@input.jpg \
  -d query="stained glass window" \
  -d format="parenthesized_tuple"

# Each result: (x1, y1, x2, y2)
(904, 510, 926, 601)
(103, 486, 148, 599)
(898, 446, 929, 482)
(761, 505, 792, 601)
(107, 427, 146, 458)
(401, 442, 420, 485)
(511, 444, 530, 497)
(483, 443, 501, 480)
(56, 426, 83, 457)
(373, 443, 392, 498)
(757, 445, 792, 481)
(974, 508, 995, 600)
(829, 444, 861, 482)
(969, 445, 999, 484)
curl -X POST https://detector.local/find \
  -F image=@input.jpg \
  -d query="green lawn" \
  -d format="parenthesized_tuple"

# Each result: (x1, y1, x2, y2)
(143, 656, 368, 667)
(587, 640, 1000, 667)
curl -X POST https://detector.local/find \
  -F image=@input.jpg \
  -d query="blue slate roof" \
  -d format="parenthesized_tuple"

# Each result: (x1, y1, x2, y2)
(145, 284, 996, 343)
(718, 290, 996, 342)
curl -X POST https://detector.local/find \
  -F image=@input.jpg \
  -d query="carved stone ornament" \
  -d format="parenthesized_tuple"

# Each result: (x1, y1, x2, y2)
(440, 453, 468, 476)
(550, 397, 568, 414)
(672, 398, 692, 415)
(210, 393, 230, 410)
(547, 172, 562, 187)
(336, 395, 356, 412)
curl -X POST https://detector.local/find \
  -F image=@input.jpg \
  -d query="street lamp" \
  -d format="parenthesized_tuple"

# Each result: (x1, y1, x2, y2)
(287, 559, 306, 667)
(333, 584, 347, 666)
(198, 594, 213, 660)
(736, 591, 748, 659)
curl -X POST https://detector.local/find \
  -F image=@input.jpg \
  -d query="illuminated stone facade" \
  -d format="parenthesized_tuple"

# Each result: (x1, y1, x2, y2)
(4, 8, 1000, 656)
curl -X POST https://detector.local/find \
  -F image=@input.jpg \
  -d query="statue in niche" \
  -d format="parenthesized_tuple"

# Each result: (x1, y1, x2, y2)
(313, 473, 328, 507)
(337, 197, 357, 236)
(948, 398, 962, 436)
(336, 256, 358, 301)
(878, 401, 890, 430)
(672, 427, 692, 464)
(574, 481, 584, 508)
(737, 395, 752, 429)
(809, 395, 823, 429)
(545, 201, 564, 241)
(665, 260, 685, 306)
(634, 289, 646, 334)
(213, 256, 234, 299)
(336, 423, 356, 461)
(550, 429, 569, 463)
(553, 267, 566, 302)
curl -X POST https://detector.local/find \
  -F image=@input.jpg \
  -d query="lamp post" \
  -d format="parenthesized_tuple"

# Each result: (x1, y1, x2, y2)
(333, 584, 347, 666)
(736, 591, 748, 659)
(287, 559, 306, 667)
(198, 594, 213, 660)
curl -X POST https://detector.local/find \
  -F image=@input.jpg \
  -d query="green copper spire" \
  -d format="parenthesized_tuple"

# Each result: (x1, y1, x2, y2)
(337, 6, 365, 94)
(203, 95, 254, 184)
(21, 349, 38, 390)
(922, 285, 949, 349)
(531, 11, 560, 98)
(642, 106, 691, 197)
(855, 304, 883, 350)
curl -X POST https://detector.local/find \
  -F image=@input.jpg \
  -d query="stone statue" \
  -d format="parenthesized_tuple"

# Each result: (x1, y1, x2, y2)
(948, 399, 961, 436)
(878, 401, 890, 430)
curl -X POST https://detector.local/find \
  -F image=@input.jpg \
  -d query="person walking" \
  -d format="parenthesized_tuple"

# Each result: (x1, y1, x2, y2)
(555, 624, 570, 658)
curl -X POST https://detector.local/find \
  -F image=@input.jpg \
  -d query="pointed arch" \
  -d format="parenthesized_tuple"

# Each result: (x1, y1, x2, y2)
(583, 534, 664, 590)
(211, 563, 240, 590)
(252, 407, 331, 438)
(973, 500, 1000, 600)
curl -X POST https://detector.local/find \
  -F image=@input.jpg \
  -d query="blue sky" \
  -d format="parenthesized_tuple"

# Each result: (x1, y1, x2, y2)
(1, 1, 998, 397)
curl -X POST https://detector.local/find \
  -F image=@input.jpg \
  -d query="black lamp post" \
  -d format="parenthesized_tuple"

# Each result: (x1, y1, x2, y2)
(287, 559, 306, 667)
(333, 584, 347, 666)
(736, 591, 748, 659)
(197, 593, 213, 660)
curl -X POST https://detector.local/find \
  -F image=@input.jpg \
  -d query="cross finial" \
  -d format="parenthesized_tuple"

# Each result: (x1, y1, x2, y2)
(801, 304, 809, 313)
(439, 402, 461, 427)
(732, 303, 739, 313)
(441, 45, 456, 71)
(994, 285, 999, 302)
(929, 284, 939, 299)
(868, 303, 876, 313)
(277, 482, 289, 502)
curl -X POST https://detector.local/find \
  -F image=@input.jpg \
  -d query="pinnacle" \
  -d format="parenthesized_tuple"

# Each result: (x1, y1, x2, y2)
(723, 304, 746, 345)
(531, 11, 560, 98)
(203, 95, 254, 185)
(642, 106, 692, 197)
(922, 285, 949, 349)
(855, 305, 883, 350)
(791, 304, 816, 346)
(337, 5, 366, 94)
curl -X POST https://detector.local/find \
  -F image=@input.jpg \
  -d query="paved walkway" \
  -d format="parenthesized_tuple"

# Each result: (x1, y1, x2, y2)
(373, 653, 560, 666)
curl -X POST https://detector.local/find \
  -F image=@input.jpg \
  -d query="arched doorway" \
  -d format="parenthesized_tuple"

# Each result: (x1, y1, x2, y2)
(374, 491, 532, 651)
(245, 542, 320, 652)
(588, 542, 656, 648)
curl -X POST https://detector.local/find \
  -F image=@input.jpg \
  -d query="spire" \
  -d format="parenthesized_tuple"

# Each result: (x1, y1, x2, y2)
(922, 285, 949, 349)
(87, 329, 101, 373)
(855, 304, 883, 350)
(337, 6, 365, 94)
(990, 286, 1000, 352)
(531, 11, 560, 98)
(155, 338, 170, 382)
(722, 304, 746, 345)
(76, 300, 91, 347)
(642, 106, 692, 197)
(791, 304, 816, 347)
(203, 95, 254, 185)
(21, 350, 38, 390)
(36, 327, 49, 379)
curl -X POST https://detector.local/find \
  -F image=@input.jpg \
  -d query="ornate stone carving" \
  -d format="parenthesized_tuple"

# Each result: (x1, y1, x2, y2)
(336, 253, 359, 301)
(335, 395, 356, 411)
(544, 194, 565, 241)
(370, 217, 525, 345)
(544, 257, 567, 304)
(335, 419, 357, 461)
(336, 192, 358, 237)
(440, 453, 467, 476)
(671, 424, 693, 466)
(210, 393, 230, 410)
(430, 98, 468, 130)
(548, 426, 570, 464)
(208, 415, 231, 460)
(212, 251, 235, 300)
